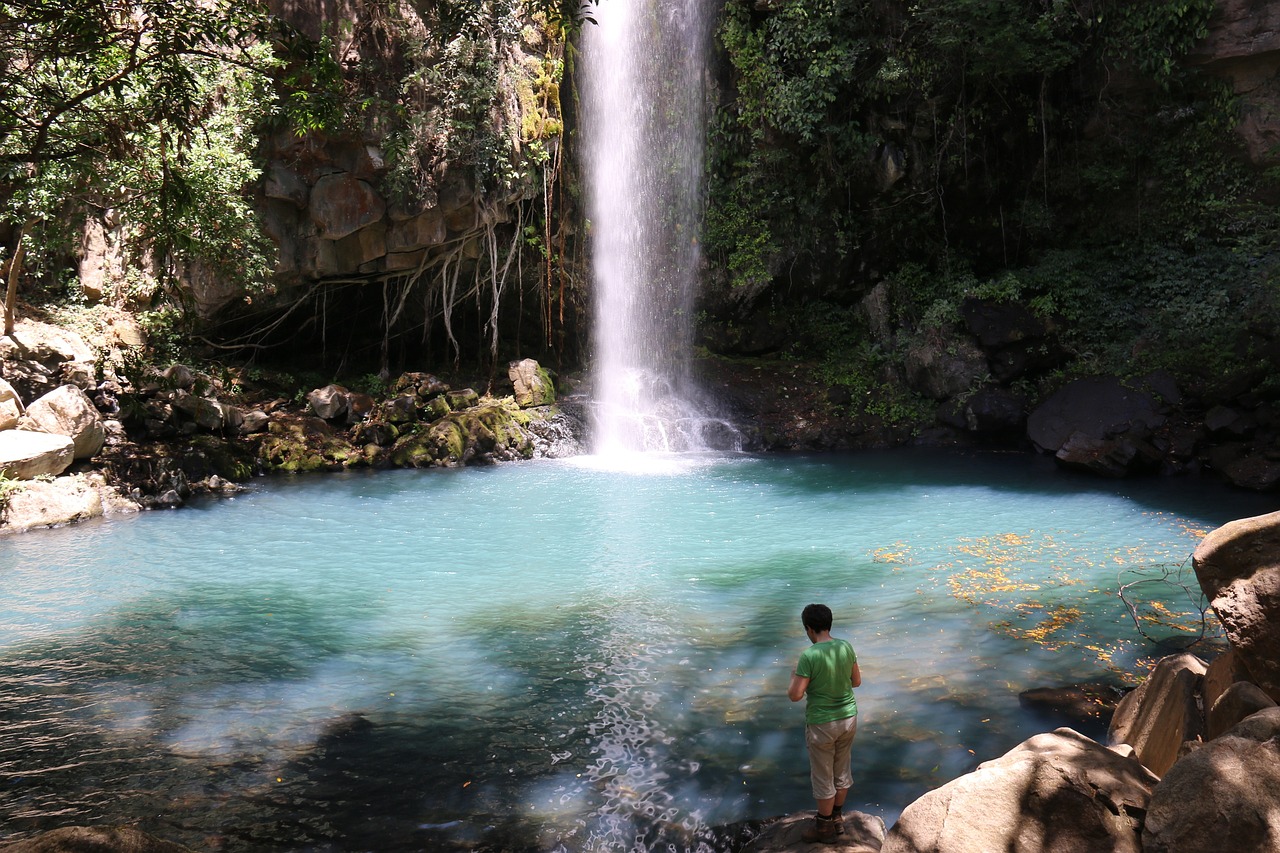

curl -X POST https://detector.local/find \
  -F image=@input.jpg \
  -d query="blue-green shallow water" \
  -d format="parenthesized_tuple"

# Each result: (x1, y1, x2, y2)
(0, 450, 1275, 852)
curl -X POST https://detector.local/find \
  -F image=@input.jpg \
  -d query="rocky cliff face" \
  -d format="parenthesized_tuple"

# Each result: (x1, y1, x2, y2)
(1190, 0, 1280, 167)
(245, 0, 566, 315)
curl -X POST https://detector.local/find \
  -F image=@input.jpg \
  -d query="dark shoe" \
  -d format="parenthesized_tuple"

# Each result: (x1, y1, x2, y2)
(800, 813, 838, 844)
(832, 805, 845, 835)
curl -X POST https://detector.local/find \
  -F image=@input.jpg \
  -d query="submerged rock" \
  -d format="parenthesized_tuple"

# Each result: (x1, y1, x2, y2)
(0, 824, 194, 852)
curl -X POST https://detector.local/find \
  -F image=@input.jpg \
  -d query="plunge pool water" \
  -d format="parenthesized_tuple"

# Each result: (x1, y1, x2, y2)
(0, 450, 1274, 852)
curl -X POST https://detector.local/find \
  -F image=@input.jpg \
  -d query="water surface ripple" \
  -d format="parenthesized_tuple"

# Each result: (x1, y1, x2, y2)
(0, 450, 1274, 851)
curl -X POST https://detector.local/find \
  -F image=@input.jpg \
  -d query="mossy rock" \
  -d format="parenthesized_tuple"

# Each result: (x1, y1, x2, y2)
(388, 405, 533, 467)
(446, 388, 480, 410)
(256, 415, 361, 473)
(383, 395, 419, 424)
(422, 395, 452, 421)
(183, 434, 256, 481)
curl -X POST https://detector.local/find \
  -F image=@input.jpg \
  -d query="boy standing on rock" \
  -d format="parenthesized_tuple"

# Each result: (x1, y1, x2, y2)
(788, 603, 861, 844)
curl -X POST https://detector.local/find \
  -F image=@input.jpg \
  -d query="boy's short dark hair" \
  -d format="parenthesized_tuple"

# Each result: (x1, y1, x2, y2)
(802, 603, 833, 633)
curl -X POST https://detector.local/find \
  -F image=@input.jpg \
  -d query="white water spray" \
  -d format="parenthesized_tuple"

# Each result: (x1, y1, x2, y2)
(581, 0, 736, 459)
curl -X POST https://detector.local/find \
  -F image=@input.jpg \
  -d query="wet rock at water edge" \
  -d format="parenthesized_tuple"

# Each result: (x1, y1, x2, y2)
(0, 825, 195, 852)
(1107, 652, 1207, 777)
(740, 810, 887, 852)
(1027, 376, 1165, 475)
(1193, 511, 1280, 702)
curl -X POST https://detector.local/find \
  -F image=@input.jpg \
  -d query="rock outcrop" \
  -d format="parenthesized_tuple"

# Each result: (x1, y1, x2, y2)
(1141, 707, 1280, 853)
(1107, 652, 1208, 776)
(879, 728, 1156, 853)
(21, 385, 106, 459)
(742, 811, 886, 852)
(1192, 511, 1280, 702)
(0, 429, 74, 480)
(1188, 0, 1280, 167)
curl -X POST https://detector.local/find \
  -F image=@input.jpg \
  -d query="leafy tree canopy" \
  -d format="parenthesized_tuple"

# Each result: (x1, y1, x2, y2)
(0, 0, 287, 332)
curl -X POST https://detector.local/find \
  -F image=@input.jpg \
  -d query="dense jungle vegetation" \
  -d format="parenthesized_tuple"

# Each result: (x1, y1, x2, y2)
(1, 0, 1277, 414)
(704, 0, 1280, 424)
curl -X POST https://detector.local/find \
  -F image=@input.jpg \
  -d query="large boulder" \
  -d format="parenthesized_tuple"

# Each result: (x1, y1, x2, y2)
(21, 385, 106, 459)
(1202, 648, 1252, 714)
(508, 358, 556, 407)
(306, 384, 351, 421)
(0, 824, 194, 851)
(904, 337, 988, 401)
(1192, 511, 1280, 702)
(1141, 707, 1280, 853)
(0, 377, 23, 429)
(880, 728, 1156, 853)
(0, 321, 96, 401)
(1206, 680, 1277, 740)
(1107, 652, 1208, 776)
(0, 429, 74, 479)
(172, 391, 226, 431)
(1, 473, 135, 532)
(1027, 377, 1165, 456)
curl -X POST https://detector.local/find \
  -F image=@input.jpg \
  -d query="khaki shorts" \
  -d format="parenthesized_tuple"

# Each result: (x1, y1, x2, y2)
(805, 715, 857, 800)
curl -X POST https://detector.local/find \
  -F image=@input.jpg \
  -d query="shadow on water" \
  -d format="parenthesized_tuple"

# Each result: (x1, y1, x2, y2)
(2, 453, 1275, 851)
(0, 559, 1150, 852)
(724, 448, 1278, 524)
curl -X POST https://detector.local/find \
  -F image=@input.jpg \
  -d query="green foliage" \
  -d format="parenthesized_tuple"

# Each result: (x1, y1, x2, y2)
(0, 0, 282, 306)
(0, 473, 23, 518)
(889, 243, 1280, 389)
(706, 0, 1269, 303)
(791, 301, 933, 431)
(360, 1, 570, 209)
(1101, 0, 1214, 86)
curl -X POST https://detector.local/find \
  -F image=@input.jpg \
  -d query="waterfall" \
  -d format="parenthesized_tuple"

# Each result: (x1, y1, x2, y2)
(580, 0, 735, 458)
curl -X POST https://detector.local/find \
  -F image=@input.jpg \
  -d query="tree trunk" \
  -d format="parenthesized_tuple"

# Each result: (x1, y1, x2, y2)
(3, 224, 28, 337)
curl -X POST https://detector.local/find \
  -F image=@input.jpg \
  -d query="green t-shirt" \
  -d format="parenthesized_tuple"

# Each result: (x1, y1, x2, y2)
(796, 638, 858, 725)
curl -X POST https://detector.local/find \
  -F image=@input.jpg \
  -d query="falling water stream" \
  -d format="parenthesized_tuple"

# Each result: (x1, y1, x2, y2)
(580, 0, 734, 456)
